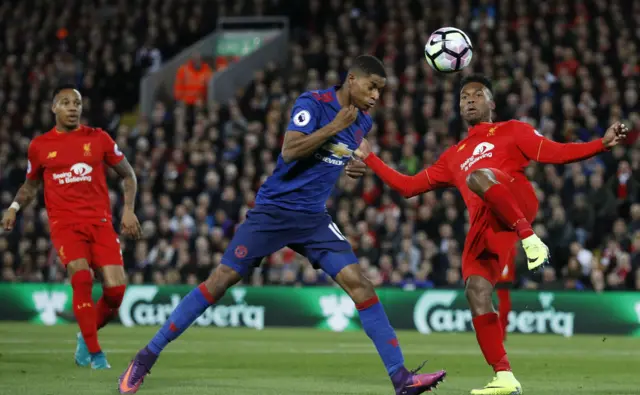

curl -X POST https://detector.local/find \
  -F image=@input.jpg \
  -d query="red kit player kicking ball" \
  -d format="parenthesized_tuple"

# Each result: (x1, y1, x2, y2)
(355, 75, 628, 395)
(1, 84, 142, 369)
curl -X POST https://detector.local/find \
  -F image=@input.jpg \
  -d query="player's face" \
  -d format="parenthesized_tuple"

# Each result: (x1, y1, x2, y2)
(460, 82, 494, 125)
(349, 74, 386, 111)
(52, 89, 82, 130)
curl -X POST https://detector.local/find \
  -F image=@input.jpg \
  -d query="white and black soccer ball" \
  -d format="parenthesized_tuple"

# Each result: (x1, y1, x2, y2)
(424, 27, 473, 73)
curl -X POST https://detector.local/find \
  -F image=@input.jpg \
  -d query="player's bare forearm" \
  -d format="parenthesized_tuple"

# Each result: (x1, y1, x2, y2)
(281, 126, 339, 163)
(111, 158, 137, 212)
(534, 139, 606, 164)
(364, 153, 433, 198)
(13, 179, 41, 208)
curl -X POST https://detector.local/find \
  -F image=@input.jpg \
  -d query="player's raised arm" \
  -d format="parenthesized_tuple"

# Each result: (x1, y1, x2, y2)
(2, 142, 43, 231)
(355, 139, 452, 198)
(281, 97, 357, 163)
(514, 121, 628, 164)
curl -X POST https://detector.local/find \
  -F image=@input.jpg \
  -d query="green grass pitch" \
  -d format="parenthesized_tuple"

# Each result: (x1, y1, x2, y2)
(0, 323, 638, 394)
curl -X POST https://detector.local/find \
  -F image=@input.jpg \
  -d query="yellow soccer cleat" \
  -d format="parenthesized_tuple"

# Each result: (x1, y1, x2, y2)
(521, 234, 550, 271)
(470, 371, 522, 395)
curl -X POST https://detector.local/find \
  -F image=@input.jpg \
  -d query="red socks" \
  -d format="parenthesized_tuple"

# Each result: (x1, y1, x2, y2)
(496, 289, 512, 341)
(472, 312, 511, 372)
(482, 183, 534, 239)
(71, 270, 100, 353)
(96, 285, 126, 330)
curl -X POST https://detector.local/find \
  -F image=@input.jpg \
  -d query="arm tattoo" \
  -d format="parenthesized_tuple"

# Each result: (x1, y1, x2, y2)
(14, 179, 41, 208)
(111, 158, 137, 211)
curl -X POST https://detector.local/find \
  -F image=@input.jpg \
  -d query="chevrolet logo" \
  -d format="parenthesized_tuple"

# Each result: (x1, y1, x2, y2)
(47, 151, 57, 159)
(324, 142, 352, 159)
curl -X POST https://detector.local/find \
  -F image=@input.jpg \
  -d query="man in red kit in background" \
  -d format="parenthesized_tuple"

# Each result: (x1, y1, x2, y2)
(355, 75, 628, 395)
(1, 84, 142, 370)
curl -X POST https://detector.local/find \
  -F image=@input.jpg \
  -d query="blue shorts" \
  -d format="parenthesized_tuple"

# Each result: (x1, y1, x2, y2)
(221, 205, 356, 278)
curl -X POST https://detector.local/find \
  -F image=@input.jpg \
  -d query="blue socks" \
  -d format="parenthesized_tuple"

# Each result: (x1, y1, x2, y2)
(148, 284, 215, 355)
(357, 295, 405, 376)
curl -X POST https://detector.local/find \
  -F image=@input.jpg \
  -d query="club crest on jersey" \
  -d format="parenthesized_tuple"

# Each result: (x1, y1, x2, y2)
(315, 142, 353, 166)
(52, 163, 93, 184)
(460, 142, 494, 172)
(47, 151, 57, 159)
(83, 143, 91, 156)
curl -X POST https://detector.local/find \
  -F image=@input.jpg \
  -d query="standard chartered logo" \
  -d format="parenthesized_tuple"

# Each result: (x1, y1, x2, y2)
(119, 286, 264, 329)
(413, 291, 575, 337)
(319, 294, 355, 332)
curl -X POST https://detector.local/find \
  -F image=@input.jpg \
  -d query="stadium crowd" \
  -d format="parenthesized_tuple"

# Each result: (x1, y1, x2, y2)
(0, 0, 639, 291)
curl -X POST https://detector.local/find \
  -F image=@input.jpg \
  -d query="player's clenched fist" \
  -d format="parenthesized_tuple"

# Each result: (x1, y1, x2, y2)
(602, 122, 629, 148)
(330, 105, 358, 131)
(354, 138, 372, 160)
(1, 209, 17, 231)
(120, 210, 142, 240)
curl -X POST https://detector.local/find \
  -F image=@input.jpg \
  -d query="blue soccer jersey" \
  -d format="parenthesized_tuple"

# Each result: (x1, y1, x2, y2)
(255, 86, 373, 213)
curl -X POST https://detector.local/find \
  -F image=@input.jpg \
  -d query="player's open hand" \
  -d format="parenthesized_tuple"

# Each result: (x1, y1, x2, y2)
(1, 209, 17, 232)
(354, 138, 372, 160)
(345, 159, 367, 179)
(330, 105, 358, 131)
(121, 210, 142, 240)
(602, 122, 629, 149)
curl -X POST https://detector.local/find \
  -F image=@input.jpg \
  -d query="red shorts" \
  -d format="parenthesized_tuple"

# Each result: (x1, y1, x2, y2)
(462, 168, 537, 285)
(50, 222, 123, 268)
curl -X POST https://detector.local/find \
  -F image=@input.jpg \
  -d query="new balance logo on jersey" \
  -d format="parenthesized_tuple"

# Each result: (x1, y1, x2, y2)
(315, 142, 353, 166)
(52, 163, 93, 184)
(460, 142, 494, 171)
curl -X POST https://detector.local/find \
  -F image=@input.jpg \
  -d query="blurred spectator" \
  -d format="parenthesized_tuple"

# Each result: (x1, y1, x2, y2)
(174, 53, 213, 106)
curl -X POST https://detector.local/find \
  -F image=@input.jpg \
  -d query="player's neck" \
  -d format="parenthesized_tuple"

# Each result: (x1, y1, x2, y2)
(469, 118, 492, 127)
(335, 86, 350, 107)
(55, 124, 79, 133)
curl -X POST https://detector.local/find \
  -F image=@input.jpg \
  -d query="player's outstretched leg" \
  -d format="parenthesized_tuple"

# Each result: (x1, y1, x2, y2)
(467, 168, 549, 271)
(334, 264, 446, 394)
(118, 265, 240, 394)
(466, 276, 521, 395)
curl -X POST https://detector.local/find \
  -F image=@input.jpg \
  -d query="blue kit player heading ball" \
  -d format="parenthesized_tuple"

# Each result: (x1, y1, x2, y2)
(118, 55, 446, 395)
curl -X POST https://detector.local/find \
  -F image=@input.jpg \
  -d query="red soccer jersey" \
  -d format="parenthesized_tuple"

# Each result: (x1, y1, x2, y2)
(365, 120, 607, 221)
(26, 125, 124, 225)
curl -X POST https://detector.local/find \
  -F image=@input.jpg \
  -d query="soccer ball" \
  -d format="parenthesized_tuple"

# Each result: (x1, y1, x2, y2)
(424, 27, 473, 73)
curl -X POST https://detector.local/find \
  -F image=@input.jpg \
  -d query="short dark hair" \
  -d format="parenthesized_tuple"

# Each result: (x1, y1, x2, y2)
(350, 55, 386, 78)
(53, 83, 78, 98)
(460, 74, 493, 95)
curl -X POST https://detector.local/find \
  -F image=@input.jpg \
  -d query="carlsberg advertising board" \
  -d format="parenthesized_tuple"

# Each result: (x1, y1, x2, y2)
(118, 286, 265, 329)
(411, 290, 574, 337)
(0, 284, 639, 337)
